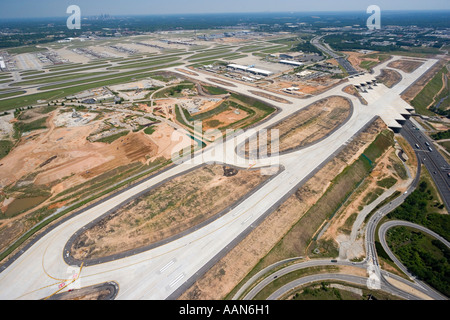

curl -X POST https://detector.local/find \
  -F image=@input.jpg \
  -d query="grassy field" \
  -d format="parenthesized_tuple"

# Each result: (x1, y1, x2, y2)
(386, 166, 449, 239)
(94, 131, 130, 144)
(411, 66, 448, 116)
(386, 226, 450, 297)
(0, 63, 183, 111)
(0, 140, 14, 160)
(108, 57, 181, 70)
(13, 116, 48, 139)
(6, 46, 47, 54)
(187, 49, 232, 61)
(175, 93, 276, 134)
(202, 85, 229, 95)
(438, 141, 450, 154)
(0, 91, 26, 99)
(153, 82, 195, 99)
(13, 72, 112, 86)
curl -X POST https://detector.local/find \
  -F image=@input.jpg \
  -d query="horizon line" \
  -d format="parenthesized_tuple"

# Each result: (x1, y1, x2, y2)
(1, 9, 450, 21)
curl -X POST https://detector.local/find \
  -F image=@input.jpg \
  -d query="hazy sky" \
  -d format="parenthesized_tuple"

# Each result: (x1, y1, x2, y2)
(1, 0, 449, 19)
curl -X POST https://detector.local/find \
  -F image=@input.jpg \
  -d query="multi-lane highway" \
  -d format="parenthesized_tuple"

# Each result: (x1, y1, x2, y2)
(401, 119, 450, 211)
(237, 150, 448, 301)
(311, 35, 359, 76)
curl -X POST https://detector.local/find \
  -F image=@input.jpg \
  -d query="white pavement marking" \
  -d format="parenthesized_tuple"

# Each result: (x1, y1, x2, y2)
(0, 55, 439, 300)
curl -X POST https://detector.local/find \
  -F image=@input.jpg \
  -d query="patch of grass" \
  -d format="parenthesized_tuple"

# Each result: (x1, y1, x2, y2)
(363, 187, 385, 205)
(386, 226, 450, 297)
(377, 176, 398, 189)
(363, 129, 395, 162)
(95, 131, 130, 144)
(411, 66, 448, 116)
(0, 91, 26, 99)
(0, 63, 183, 112)
(431, 129, 450, 141)
(7, 46, 47, 54)
(143, 126, 156, 135)
(339, 212, 358, 235)
(0, 140, 14, 160)
(438, 141, 450, 154)
(153, 83, 195, 99)
(13, 117, 48, 138)
(387, 168, 449, 240)
(202, 85, 229, 95)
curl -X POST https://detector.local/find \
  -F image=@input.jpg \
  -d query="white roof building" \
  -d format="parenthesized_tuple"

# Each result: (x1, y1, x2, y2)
(227, 64, 273, 76)
(279, 60, 304, 67)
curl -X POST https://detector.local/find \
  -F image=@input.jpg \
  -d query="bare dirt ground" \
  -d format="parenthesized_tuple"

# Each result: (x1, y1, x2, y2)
(0, 118, 158, 190)
(0, 107, 189, 252)
(202, 108, 249, 131)
(387, 59, 424, 73)
(70, 165, 270, 261)
(343, 85, 368, 105)
(322, 147, 409, 261)
(175, 68, 199, 76)
(147, 122, 193, 159)
(376, 69, 403, 88)
(243, 96, 352, 154)
(265, 79, 329, 96)
(344, 51, 378, 71)
(178, 118, 387, 300)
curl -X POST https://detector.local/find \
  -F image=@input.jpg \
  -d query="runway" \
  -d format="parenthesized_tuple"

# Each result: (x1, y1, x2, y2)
(0, 55, 439, 300)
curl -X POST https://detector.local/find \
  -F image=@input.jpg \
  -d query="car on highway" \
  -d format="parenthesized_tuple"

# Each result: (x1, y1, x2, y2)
(428, 147, 433, 152)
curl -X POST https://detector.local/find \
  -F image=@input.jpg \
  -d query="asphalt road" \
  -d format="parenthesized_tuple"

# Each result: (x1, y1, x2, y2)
(0, 53, 442, 300)
(401, 119, 450, 212)
(234, 111, 450, 301)
(311, 36, 359, 75)
(378, 220, 450, 300)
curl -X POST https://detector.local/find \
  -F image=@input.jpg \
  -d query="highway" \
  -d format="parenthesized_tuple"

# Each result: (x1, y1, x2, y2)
(236, 155, 447, 301)
(0, 53, 443, 300)
(236, 125, 449, 301)
(311, 35, 359, 76)
(401, 119, 450, 211)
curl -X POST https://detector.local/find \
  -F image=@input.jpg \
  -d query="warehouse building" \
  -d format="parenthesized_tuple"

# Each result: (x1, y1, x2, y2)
(227, 64, 273, 77)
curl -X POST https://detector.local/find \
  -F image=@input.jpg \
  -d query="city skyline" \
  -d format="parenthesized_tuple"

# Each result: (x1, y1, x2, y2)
(0, 0, 449, 19)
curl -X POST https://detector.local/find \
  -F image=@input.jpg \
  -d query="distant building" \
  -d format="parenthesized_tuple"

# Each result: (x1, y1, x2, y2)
(81, 98, 97, 104)
(227, 64, 273, 77)
(279, 52, 304, 60)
